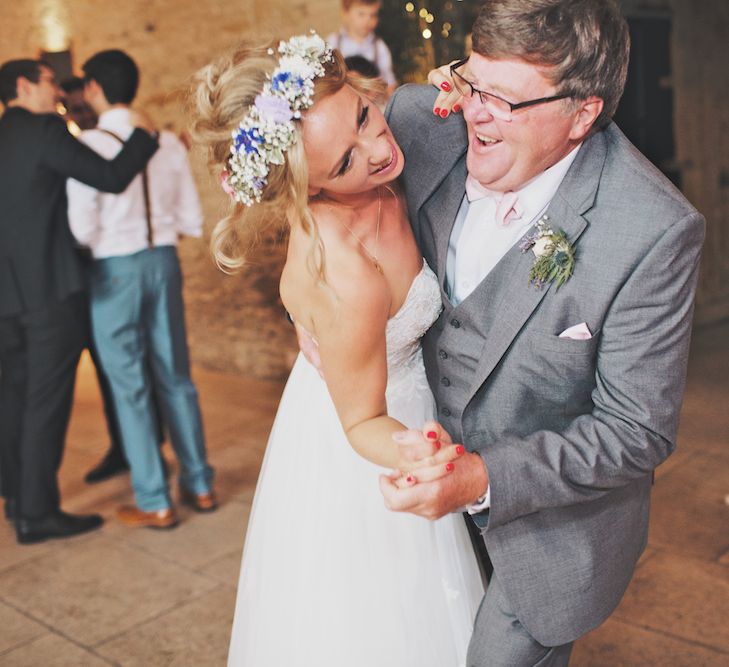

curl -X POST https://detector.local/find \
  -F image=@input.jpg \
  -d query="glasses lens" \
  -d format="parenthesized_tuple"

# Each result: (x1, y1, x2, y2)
(481, 93, 512, 121)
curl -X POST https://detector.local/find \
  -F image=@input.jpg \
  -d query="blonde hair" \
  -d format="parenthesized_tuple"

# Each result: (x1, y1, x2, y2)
(190, 40, 385, 283)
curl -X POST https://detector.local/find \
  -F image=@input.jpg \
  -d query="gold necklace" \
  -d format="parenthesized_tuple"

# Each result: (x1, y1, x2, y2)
(339, 186, 383, 274)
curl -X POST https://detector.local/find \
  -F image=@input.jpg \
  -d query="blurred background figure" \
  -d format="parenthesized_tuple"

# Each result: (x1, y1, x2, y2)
(60, 75, 97, 134)
(327, 0, 397, 97)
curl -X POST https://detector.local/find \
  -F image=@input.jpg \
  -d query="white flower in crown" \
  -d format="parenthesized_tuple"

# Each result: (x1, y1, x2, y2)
(225, 31, 333, 206)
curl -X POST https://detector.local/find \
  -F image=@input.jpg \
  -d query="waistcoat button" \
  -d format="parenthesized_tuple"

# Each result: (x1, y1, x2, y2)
(441, 407, 451, 417)
(450, 318, 461, 328)
(438, 349, 448, 360)
(440, 377, 450, 387)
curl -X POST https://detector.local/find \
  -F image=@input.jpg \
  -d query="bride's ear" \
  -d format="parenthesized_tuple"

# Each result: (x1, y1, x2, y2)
(308, 185, 321, 197)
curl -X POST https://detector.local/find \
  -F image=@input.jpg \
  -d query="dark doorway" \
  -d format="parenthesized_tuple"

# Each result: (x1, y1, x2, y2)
(614, 15, 680, 187)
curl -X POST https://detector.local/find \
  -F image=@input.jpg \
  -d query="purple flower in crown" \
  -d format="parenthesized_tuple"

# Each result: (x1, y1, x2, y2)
(254, 94, 293, 124)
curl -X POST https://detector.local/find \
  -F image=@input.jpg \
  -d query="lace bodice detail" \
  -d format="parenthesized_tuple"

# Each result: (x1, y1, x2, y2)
(385, 261, 442, 386)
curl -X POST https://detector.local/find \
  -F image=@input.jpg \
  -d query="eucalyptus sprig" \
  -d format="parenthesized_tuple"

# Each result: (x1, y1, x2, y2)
(520, 216, 576, 290)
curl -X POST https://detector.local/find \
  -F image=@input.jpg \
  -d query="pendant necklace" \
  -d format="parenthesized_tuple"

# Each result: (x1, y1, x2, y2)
(339, 186, 383, 274)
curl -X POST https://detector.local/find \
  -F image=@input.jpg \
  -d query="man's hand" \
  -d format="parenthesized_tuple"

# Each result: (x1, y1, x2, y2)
(427, 61, 463, 119)
(381, 422, 489, 520)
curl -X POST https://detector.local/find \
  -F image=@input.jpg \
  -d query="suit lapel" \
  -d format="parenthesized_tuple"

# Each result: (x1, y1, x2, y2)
(463, 130, 608, 403)
(420, 155, 467, 297)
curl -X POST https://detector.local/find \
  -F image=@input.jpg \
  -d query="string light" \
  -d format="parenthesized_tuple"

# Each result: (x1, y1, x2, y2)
(425, 13, 434, 23)
(418, 8, 428, 18)
(422, 28, 432, 39)
(405, 2, 414, 11)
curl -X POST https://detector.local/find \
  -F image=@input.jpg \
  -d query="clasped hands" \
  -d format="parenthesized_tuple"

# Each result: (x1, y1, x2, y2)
(382, 421, 489, 521)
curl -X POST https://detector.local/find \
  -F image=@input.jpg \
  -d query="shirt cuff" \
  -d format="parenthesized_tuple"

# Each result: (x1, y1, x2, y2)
(466, 485, 491, 514)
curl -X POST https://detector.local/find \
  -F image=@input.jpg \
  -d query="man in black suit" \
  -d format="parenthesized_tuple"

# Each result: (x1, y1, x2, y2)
(0, 58, 159, 544)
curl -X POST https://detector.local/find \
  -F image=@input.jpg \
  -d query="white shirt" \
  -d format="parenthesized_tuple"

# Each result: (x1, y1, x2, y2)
(67, 108, 203, 258)
(326, 30, 397, 85)
(445, 145, 582, 512)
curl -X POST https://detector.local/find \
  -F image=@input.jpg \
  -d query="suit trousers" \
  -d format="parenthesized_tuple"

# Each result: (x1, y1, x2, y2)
(467, 574, 574, 667)
(89, 246, 212, 511)
(0, 293, 87, 518)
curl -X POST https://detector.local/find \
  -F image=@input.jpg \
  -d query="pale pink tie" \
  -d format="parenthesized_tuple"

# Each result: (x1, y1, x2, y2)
(465, 174, 523, 226)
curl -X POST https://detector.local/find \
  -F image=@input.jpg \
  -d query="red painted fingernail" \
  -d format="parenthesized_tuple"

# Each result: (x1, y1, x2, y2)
(406, 475, 416, 484)
(445, 462, 455, 472)
(433, 107, 441, 116)
(453, 103, 461, 113)
(440, 81, 451, 92)
(455, 445, 465, 455)
(434, 440, 442, 451)
(440, 109, 448, 118)
(427, 431, 437, 439)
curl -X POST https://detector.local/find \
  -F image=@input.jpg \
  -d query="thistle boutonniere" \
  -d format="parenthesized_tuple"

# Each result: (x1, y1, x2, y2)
(518, 215, 576, 290)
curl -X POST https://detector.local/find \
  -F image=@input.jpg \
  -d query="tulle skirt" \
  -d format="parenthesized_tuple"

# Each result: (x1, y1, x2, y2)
(228, 353, 484, 666)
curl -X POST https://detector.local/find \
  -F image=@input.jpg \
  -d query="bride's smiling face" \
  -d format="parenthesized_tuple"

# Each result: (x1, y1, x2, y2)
(303, 85, 404, 199)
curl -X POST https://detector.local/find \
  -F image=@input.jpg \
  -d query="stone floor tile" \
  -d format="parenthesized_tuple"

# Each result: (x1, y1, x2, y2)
(199, 550, 245, 589)
(0, 520, 56, 575)
(96, 586, 235, 666)
(612, 551, 729, 653)
(0, 535, 216, 647)
(648, 451, 729, 560)
(573, 617, 729, 667)
(0, 633, 111, 666)
(0, 600, 46, 654)
(109, 500, 250, 571)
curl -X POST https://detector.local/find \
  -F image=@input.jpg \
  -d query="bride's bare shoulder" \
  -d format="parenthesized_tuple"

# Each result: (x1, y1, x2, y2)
(282, 203, 390, 333)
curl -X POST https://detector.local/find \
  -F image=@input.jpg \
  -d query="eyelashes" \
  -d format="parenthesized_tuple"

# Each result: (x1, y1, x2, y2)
(337, 104, 370, 177)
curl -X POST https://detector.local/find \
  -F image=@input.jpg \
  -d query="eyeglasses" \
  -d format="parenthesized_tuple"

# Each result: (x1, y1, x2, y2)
(449, 58, 571, 122)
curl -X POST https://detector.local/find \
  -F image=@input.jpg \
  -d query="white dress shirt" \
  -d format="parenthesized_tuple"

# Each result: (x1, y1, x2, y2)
(445, 145, 582, 511)
(67, 108, 203, 258)
(326, 30, 397, 85)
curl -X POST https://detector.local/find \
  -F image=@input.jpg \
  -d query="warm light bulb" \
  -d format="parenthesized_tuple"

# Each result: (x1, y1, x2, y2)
(405, 2, 414, 11)
(426, 14, 434, 23)
(36, 0, 71, 51)
(419, 8, 428, 18)
(422, 28, 432, 39)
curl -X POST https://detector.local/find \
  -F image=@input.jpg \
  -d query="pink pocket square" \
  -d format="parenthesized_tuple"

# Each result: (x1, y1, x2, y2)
(558, 322, 592, 340)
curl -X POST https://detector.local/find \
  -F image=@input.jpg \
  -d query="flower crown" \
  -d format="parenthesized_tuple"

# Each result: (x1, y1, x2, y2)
(222, 32, 333, 206)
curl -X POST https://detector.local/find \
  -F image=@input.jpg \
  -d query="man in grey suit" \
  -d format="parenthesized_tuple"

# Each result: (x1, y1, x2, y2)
(380, 0, 705, 664)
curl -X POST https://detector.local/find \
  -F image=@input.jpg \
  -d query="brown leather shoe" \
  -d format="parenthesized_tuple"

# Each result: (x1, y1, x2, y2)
(180, 488, 218, 513)
(116, 505, 178, 529)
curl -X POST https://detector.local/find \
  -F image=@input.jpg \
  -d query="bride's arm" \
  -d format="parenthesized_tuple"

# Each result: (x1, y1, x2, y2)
(307, 255, 410, 470)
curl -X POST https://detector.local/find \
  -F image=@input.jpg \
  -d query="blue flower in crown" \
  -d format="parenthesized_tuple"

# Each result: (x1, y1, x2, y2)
(224, 32, 333, 206)
(233, 127, 264, 155)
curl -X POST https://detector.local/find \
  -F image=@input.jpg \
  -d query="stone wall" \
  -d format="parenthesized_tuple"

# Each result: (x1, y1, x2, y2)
(0, 0, 340, 380)
(2, 1, 727, 379)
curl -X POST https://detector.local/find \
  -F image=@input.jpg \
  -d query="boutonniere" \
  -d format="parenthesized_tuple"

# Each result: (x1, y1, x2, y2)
(518, 216, 576, 290)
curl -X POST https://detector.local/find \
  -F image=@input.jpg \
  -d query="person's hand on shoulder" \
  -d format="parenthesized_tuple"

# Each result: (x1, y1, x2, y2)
(427, 61, 463, 119)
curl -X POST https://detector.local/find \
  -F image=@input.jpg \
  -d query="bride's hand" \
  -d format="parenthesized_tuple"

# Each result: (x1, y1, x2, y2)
(427, 61, 463, 119)
(391, 421, 465, 484)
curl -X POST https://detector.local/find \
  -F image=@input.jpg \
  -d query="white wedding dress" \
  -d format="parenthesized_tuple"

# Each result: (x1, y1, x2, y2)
(228, 262, 484, 666)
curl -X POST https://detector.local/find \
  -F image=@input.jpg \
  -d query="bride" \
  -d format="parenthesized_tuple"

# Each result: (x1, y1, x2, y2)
(192, 33, 483, 666)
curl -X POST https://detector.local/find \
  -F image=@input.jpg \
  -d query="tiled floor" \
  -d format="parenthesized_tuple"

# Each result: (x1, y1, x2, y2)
(1, 323, 727, 666)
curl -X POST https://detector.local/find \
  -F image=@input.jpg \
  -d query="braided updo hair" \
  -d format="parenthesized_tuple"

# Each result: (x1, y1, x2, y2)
(191, 40, 384, 283)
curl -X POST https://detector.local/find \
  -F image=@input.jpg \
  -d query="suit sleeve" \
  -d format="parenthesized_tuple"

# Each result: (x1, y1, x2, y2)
(40, 115, 158, 193)
(482, 210, 705, 530)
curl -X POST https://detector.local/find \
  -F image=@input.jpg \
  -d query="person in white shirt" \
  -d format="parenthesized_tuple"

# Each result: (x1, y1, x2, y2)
(327, 0, 397, 96)
(67, 50, 215, 529)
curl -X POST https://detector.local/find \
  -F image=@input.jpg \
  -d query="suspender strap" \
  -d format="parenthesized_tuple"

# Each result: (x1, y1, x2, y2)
(97, 128, 154, 247)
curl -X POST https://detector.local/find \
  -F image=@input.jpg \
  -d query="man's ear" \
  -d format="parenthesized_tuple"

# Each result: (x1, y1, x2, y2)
(15, 76, 33, 100)
(569, 96, 604, 141)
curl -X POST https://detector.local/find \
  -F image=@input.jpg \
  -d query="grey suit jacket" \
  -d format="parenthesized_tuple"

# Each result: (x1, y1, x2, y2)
(386, 85, 705, 645)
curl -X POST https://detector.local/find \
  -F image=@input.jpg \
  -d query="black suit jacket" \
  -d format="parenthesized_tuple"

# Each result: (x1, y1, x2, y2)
(0, 107, 158, 317)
